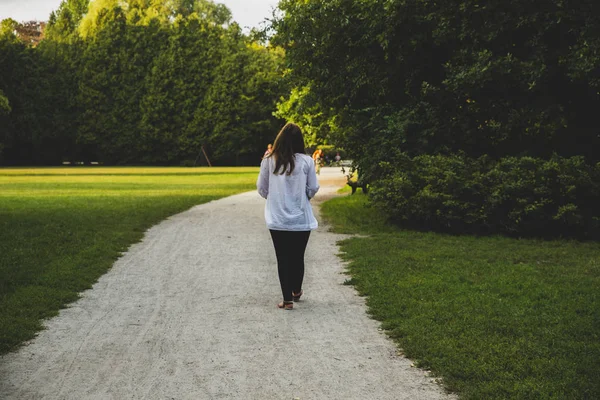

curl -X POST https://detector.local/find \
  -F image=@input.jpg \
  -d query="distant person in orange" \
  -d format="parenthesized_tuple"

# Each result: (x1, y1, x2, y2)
(312, 149, 324, 175)
(263, 143, 273, 159)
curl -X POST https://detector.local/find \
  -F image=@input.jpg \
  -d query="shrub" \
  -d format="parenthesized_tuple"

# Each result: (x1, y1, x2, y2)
(370, 154, 600, 238)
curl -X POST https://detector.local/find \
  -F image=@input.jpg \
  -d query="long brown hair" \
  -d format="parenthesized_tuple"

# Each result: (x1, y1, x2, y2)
(268, 122, 306, 175)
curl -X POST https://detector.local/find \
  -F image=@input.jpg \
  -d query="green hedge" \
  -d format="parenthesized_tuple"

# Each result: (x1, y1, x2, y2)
(370, 154, 600, 238)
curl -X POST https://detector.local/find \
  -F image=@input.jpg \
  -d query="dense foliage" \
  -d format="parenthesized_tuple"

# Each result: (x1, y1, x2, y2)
(273, 0, 600, 237)
(371, 154, 600, 238)
(274, 0, 600, 163)
(0, 0, 285, 166)
(0, 167, 259, 354)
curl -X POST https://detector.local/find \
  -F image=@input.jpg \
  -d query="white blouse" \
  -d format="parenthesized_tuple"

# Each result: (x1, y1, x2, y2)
(257, 153, 320, 231)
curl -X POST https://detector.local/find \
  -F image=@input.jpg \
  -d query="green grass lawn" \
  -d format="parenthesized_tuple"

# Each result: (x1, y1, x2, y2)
(321, 194, 600, 399)
(0, 167, 258, 355)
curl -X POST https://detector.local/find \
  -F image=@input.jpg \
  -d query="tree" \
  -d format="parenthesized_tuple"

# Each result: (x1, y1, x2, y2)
(45, 0, 90, 42)
(13, 21, 47, 46)
(273, 0, 600, 178)
(186, 25, 287, 165)
(274, 85, 337, 148)
(0, 89, 10, 159)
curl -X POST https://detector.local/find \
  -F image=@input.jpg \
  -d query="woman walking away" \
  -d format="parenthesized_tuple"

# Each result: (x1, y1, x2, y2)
(257, 123, 320, 310)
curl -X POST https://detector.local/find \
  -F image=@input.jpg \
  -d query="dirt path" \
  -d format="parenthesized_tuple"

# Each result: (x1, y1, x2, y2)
(0, 167, 454, 400)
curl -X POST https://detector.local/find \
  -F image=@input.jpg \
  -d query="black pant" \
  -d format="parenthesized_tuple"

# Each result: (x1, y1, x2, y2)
(269, 230, 311, 302)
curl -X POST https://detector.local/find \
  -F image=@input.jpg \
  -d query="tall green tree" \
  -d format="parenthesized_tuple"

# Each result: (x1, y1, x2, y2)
(273, 0, 600, 177)
(139, 14, 224, 164)
(1, 0, 287, 166)
(190, 34, 286, 164)
(274, 85, 337, 148)
(0, 18, 19, 36)
(0, 33, 41, 164)
(45, 0, 90, 42)
(78, 5, 150, 163)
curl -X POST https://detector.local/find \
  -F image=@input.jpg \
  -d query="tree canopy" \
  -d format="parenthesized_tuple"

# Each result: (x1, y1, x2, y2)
(0, 0, 286, 165)
(273, 0, 600, 238)
(273, 0, 600, 172)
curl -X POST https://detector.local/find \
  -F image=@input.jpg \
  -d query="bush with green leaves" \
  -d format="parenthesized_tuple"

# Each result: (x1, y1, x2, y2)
(370, 154, 600, 238)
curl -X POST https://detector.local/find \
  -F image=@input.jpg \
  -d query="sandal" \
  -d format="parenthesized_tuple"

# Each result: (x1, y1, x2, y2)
(277, 301, 294, 310)
(292, 290, 303, 302)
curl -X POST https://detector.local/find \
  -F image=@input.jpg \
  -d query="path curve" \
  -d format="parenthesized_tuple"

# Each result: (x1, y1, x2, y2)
(0, 167, 454, 400)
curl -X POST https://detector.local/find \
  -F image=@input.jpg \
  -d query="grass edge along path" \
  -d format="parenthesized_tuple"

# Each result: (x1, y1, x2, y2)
(0, 167, 258, 355)
(320, 193, 600, 400)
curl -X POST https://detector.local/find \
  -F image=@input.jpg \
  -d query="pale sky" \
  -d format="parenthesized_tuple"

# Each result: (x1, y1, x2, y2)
(0, 0, 279, 30)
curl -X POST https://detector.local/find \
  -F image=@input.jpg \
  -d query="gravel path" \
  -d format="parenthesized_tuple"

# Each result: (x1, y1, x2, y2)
(0, 167, 454, 400)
